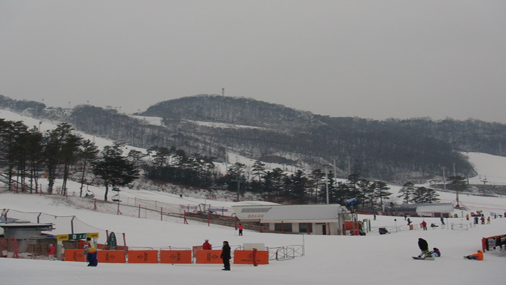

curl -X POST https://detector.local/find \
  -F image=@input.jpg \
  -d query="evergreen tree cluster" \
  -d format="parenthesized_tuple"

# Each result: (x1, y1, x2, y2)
(397, 182, 440, 204)
(1, 118, 446, 207)
(0, 119, 138, 201)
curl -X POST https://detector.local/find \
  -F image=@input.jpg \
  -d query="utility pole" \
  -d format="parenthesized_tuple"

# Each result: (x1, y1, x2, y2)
(441, 166, 447, 191)
(333, 159, 337, 180)
(325, 167, 329, 204)
(347, 156, 351, 175)
(232, 179, 241, 201)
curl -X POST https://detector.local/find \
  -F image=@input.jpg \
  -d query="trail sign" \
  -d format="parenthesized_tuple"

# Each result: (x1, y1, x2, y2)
(69, 233, 87, 240)
(88, 232, 99, 239)
(56, 232, 99, 241)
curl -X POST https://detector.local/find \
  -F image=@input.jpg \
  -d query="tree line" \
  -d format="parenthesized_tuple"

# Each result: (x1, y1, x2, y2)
(0, 119, 138, 201)
(1, 118, 445, 208)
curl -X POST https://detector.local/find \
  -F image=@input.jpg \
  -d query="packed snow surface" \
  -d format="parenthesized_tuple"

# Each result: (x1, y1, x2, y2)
(1, 188, 506, 285)
(2, 109, 506, 284)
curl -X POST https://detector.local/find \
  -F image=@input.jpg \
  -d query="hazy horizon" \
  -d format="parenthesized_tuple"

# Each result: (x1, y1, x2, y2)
(1, 1, 505, 123)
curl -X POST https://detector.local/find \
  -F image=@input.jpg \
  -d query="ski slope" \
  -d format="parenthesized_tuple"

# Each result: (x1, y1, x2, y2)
(2, 109, 506, 285)
(1, 189, 506, 285)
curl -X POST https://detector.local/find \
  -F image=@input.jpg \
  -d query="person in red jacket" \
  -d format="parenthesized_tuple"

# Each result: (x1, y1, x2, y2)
(238, 223, 243, 236)
(48, 244, 55, 260)
(203, 239, 212, 250)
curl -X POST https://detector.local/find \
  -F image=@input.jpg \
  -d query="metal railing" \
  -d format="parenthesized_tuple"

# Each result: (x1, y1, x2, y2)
(266, 244, 304, 261)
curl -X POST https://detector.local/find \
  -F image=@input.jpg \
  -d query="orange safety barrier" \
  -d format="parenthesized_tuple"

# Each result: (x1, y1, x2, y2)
(195, 250, 222, 264)
(233, 250, 269, 265)
(160, 250, 193, 264)
(98, 250, 126, 263)
(127, 250, 158, 263)
(64, 249, 86, 262)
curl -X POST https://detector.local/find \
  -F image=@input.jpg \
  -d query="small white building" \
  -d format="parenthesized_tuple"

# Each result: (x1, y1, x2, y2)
(231, 204, 352, 235)
(416, 203, 454, 217)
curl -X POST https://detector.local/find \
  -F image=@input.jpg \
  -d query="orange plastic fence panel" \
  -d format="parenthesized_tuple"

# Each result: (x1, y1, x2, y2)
(233, 250, 269, 265)
(195, 250, 222, 264)
(127, 250, 159, 263)
(97, 250, 126, 263)
(160, 250, 193, 264)
(64, 249, 86, 262)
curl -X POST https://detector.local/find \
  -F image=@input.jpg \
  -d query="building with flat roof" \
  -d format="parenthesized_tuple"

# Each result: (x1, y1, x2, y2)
(232, 204, 353, 235)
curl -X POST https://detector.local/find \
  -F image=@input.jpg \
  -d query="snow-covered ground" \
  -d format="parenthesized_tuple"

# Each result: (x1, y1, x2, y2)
(2, 109, 506, 285)
(1, 188, 506, 285)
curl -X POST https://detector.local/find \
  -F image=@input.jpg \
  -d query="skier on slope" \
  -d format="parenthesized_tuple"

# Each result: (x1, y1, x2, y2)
(417, 238, 431, 259)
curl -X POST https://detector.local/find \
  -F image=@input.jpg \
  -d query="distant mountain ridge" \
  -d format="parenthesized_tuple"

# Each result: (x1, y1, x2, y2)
(141, 94, 323, 131)
(3, 94, 506, 183)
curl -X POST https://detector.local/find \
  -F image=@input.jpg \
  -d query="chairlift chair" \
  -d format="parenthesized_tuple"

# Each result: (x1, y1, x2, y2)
(111, 187, 121, 202)
(112, 194, 121, 202)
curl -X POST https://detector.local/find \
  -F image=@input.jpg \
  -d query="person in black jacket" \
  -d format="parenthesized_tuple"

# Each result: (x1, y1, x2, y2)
(220, 241, 231, 271)
(417, 238, 431, 258)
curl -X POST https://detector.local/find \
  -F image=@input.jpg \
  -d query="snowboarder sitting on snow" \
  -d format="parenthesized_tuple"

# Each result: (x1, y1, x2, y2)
(464, 250, 484, 260)
(430, 247, 441, 257)
(417, 238, 431, 258)
(430, 223, 438, 228)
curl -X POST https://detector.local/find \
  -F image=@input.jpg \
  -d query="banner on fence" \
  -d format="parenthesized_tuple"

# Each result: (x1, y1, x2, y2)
(233, 250, 268, 264)
(97, 250, 126, 263)
(160, 250, 192, 264)
(127, 250, 158, 263)
(195, 250, 222, 264)
(64, 249, 86, 262)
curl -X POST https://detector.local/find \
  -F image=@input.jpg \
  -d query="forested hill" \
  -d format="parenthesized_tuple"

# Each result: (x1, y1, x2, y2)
(317, 116, 506, 156)
(141, 95, 322, 131)
(3, 94, 506, 183)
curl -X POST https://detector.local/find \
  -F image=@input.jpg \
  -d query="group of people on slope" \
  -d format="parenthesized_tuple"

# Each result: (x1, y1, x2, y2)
(418, 238, 483, 260)
(78, 222, 244, 270)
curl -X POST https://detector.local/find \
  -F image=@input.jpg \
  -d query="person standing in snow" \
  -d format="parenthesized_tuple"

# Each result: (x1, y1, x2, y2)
(85, 237, 98, 267)
(0, 208, 6, 222)
(238, 223, 243, 236)
(417, 238, 431, 258)
(220, 241, 231, 271)
(203, 239, 212, 250)
(48, 244, 56, 260)
(421, 220, 427, 230)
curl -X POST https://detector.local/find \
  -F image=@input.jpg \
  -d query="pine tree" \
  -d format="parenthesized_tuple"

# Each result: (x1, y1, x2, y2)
(398, 182, 415, 204)
(78, 139, 99, 197)
(93, 143, 139, 201)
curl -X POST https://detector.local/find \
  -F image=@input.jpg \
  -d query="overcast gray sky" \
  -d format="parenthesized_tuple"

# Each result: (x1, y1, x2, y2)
(1, 1, 505, 122)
